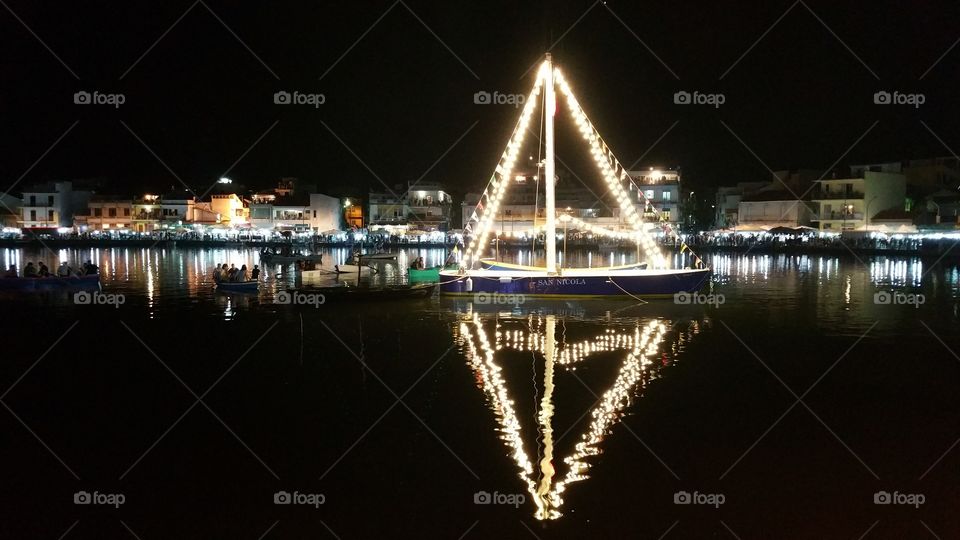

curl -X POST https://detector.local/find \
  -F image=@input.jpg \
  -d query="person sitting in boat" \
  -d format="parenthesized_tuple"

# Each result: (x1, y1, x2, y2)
(23, 262, 37, 277)
(239, 264, 249, 282)
(227, 264, 239, 282)
(38, 262, 50, 277)
(83, 260, 99, 275)
(57, 262, 71, 277)
(2, 264, 17, 278)
(411, 256, 425, 270)
(219, 264, 230, 282)
(251, 265, 260, 281)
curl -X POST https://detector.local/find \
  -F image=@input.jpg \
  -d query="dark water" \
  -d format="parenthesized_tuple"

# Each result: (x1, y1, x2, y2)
(2, 247, 960, 539)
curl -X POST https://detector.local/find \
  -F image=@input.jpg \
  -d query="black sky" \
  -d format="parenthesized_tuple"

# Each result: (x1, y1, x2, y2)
(2, 0, 959, 199)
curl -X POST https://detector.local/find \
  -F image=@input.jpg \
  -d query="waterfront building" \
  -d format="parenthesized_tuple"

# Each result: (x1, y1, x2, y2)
(132, 195, 163, 232)
(810, 171, 907, 231)
(850, 158, 960, 190)
(75, 195, 133, 231)
(625, 168, 681, 230)
(737, 190, 814, 230)
(0, 194, 22, 228)
(369, 181, 453, 232)
(160, 193, 216, 226)
(342, 198, 364, 229)
(209, 193, 249, 226)
(19, 181, 91, 230)
(714, 182, 767, 228)
(308, 193, 344, 232)
(250, 189, 346, 233)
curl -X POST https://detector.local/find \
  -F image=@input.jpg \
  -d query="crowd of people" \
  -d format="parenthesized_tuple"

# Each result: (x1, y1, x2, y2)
(213, 263, 260, 283)
(2, 260, 99, 278)
(677, 233, 927, 252)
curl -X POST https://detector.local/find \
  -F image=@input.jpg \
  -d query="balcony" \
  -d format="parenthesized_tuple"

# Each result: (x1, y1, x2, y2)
(813, 211, 864, 220)
(813, 191, 865, 200)
(133, 211, 162, 220)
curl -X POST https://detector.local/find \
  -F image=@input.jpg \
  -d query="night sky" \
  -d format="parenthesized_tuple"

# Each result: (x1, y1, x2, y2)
(2, 1, 958, 199)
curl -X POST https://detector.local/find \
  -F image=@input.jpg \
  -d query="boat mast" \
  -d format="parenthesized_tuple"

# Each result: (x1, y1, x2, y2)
(544, 53, 557, 274)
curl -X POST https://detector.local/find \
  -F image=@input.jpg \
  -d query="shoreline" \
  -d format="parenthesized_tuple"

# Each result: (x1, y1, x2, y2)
(2, 238, 958, 261)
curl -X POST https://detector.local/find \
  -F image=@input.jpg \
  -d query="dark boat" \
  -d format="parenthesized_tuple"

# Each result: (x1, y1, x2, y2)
(215, 280, 259, 292)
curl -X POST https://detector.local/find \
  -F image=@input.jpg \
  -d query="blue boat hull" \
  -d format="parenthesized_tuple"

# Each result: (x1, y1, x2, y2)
(215, 281, 259, 292)
(439, 269, 710, 298)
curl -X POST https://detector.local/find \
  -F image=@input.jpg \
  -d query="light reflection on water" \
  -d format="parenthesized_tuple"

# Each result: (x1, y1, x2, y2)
(454, 306, 707, 519)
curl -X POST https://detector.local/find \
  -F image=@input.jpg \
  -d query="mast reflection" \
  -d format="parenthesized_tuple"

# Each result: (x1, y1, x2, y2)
(455, 305, 705, 520)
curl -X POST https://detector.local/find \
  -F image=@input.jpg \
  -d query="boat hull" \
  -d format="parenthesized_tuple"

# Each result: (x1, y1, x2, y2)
(439, 268, 710, 298)
(216, 280, 259, 292)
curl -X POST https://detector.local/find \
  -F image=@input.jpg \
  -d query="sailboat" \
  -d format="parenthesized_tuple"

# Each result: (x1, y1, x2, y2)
(440, 54, 710, 298)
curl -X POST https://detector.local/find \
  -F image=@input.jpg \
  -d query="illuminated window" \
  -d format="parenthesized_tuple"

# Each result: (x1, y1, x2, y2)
(644, 190, 654, 200)
(662, 191, 671, 201)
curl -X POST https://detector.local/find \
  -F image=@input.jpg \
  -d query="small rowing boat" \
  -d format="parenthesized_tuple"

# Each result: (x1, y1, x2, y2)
(334, 264, 377, 275)
(215, 280, 259, 292)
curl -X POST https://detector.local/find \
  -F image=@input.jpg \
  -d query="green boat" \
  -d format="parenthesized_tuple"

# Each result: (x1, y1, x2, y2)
(408, 264, 459, 281)
(408, 266, 441, 281)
